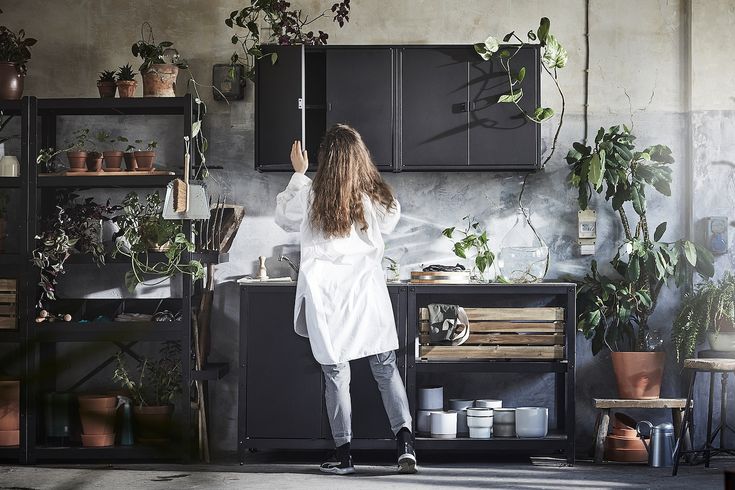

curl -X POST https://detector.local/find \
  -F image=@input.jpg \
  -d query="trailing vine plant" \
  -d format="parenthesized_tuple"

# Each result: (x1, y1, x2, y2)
(225, 0, 351, 82)
(442, 216, 495, 282)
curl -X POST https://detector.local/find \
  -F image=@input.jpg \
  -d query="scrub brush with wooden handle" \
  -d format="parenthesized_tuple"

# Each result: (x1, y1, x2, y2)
(173, 137, 190, 212)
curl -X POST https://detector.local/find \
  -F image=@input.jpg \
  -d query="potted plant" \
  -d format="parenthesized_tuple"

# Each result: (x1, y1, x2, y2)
(123, 143, 137, 171)
(672, 273, 735, 360)
(0, 190, 8, 252)
(132, 139, 157, 171)
(98, 131, 128, 172)
(0, 10, 36, 100)
(113, 342, 182, 443)
(442, 216, 495, 282)
(115, 63, 137, 98)
(96, 70, 117, 98)
(569, 125, 714, 399)
(85, 131, 108, 172)
(65, 128, 90, 173)
(112, 192, 203, 292)
(131, 23, 187, 97)
(77, 394, 117, 447)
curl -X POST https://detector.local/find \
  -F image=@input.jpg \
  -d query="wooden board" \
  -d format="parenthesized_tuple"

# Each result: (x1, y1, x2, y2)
(419, 320, 564, 334)
(420, 333, 564, 346)
(39, 170, 175, 177)
(419, 307, 564, 322)
(419, 345, 564, 360)
(0, 279, 17, 292)
(0, 278, 16, 330)
(593, 398, 689, 409)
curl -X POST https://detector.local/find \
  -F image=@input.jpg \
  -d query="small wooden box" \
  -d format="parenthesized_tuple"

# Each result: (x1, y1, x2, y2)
(0, 278, 17, 330)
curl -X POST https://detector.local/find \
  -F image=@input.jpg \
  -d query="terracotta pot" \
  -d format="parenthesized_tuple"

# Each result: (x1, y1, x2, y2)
(0, 217, 6, 254)
(0, 63, 24, 100)
(116, 80, 137, 98)
(0, 429, 19, 446)
(133, 151, 155, 170)
(85, 152, 103, 172)
(133, 404, 173, 442)
(81, 432, 115, 447)
(103, 151, 124, 171)
(123, 152, 137, 171)
(66, 151, 87, 172)
(142, 64, 178, 97)
(78, 395, 117, 436)
(0, 379, 20, 431)
(611, 351, 665, 399)
(97, 81, 116, 98)
(78, 394, 117, 411)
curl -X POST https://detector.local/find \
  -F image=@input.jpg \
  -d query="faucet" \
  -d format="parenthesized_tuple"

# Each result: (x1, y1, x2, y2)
(278, 255, 300, 275)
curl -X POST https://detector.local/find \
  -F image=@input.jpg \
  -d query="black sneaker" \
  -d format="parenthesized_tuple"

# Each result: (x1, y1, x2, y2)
(320, 455, 356, 475)
(397, 428, 418, 474)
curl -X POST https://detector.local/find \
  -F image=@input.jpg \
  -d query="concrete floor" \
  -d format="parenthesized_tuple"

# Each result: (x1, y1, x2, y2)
(0, 453, 731, 490)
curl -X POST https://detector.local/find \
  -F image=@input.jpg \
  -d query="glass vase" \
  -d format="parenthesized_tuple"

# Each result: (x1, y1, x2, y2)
(498, 207, 549, 283)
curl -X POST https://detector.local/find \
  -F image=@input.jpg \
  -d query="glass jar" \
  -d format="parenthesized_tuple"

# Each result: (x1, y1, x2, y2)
(498, 207, 549, 283)
(0, 155, 19, 177)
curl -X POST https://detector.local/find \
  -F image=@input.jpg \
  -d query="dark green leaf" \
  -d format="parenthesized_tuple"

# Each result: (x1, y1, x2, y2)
(626, 257, 640, 282)
(683, 241, 697, 266)
(503, 31, 515, 42)
(527, 30, 537, 41)
(533, 107, 554, 121)
(654, 222, 667, 242)
(537, 17, 550, 45)
(517, 66, 526, 83)
(498, 89, 523, 103)
(453, 242, 467, 259)
(442, 227, 455, 238)
(589, 153, 604, 190)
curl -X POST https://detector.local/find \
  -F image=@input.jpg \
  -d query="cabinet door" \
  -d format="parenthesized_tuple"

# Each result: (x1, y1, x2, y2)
(400, 48, 471, 168)
(255, 45, 305, 171)
(243, 288, 322, 439)
(326, 48, 394, 169)
(468, 46, 540, 169)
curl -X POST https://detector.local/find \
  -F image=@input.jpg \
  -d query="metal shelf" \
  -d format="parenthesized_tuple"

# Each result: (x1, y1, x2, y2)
(34, 444, 183, 461)
(37, 96, 193, 116)
(37, 173, 176, 188)
(65, 251, 227, 265)
(0, 99, 23, 115)
(414, 360, 569, 373)
(0, 177, 22, 188)
(0, 253, 24, 265)
(415, 432, 568, 451)
(34, 321, 185, 342)
(0, 446, 20, 461)
(0, 329, 20, 343)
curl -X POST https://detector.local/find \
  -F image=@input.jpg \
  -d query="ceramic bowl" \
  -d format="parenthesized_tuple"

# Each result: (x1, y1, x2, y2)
(515, 407, 548, 438)
(430, 411, 457, 439)
(475, 399, 503, 409)
(450, 409, 469, 436)
(466, 407, 493, 439)
(448, 398, 474, 411)
(417, 410, 440, 435)
(494, 408, 516, 425)
(418, 386, 443, 410)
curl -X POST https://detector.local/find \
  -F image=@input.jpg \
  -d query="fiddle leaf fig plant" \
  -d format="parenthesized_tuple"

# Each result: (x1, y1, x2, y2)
(443, 216, 495, 282)
(569, 125, 715, 354)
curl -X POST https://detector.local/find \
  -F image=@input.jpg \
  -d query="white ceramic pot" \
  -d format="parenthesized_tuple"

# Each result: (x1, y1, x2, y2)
(418, 386, 443, 410)
(0, 155, 19, 177)
(450, 409, 469, 436)
(493, 423, 516, 438)
(417, 410, 439, 435)
(708, 332, 735, 352)
(494, 408, 516, 425)
(448, 398, 474, 411)
(430, 411, 457, 439)
(475, 399, 502, 409)
(466, 407, 493, 439)
(515, 407, 548, 438)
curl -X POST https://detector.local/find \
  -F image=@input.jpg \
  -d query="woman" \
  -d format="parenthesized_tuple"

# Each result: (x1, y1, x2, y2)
(275, 124, 417, 475)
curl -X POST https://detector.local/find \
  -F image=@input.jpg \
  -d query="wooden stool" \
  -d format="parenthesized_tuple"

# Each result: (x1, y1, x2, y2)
(593, 398, 688, 463)
(673, 357, 735, 476)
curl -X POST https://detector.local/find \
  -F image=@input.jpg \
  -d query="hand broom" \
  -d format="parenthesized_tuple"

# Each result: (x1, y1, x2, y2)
(172, 136, 191, 213)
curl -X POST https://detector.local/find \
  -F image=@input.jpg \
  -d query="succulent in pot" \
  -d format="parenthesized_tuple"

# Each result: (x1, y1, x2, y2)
(0, 12, 36, 100)
(115, 63, 137, 98)
(132, 23, 187, 97)
(96, 69, 117, 98)
(132, 139, 157, 171)
(65, 128, 90, 173)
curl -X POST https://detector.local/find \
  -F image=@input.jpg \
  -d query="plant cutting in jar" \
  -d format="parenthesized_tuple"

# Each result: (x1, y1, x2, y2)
(225, 0, 351, 82)
(442, 216, 495, 282)
(112, 191, 203, 292)
(672, 272, 735, 361)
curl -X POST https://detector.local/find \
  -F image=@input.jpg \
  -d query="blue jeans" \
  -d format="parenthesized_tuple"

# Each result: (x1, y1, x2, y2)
(321, 350, 412, 446)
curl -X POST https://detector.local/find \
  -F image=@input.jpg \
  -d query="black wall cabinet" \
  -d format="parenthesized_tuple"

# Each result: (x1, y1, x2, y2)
(255, 44, 541, 172)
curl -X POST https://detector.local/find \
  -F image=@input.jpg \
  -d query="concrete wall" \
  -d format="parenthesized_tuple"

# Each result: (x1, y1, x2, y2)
(5, 0, 734, 456)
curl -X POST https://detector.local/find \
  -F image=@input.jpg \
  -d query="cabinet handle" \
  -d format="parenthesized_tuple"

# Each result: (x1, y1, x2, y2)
(458, 102, 468, 113)
(469, 101, 477, 112)
(327, 102, 332, 111)
(297, 98, 303, 110)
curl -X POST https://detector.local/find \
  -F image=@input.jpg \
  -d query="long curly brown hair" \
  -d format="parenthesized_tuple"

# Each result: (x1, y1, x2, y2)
(310, 124, 395, 238)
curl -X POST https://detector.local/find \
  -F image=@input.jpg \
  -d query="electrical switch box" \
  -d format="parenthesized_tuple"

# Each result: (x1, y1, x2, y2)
(705, 216, 729, 255)
(578, 210, 597, 255)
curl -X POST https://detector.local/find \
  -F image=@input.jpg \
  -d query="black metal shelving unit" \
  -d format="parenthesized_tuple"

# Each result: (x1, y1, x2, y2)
(0, 95, 227, 464)
(407, 283, 576, 464)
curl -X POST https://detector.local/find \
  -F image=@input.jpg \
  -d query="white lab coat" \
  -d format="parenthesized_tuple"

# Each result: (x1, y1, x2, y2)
(275, 172, 401, 365)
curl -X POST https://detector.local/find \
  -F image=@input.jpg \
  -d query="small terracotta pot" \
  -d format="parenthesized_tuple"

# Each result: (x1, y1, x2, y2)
(116, 80, 137, 98)
(123, 152, 137, 171)
(66, 151, 87, 172)
(103, 151, 124, 171)
(0, 63, 24, 100)
(85, 152, 103, 172)
(97, 81, 117, 98)
(142, 64, 178, 97)
(81, 432, 115, 447)
(79, 406, 116, 435)
(133, 404, 173, 442)
(611, 351, 665, 399)
(0, 429, 19, 446)
(0, 379, 20, 431)
(78, 394, 117, 411)
(133, 151, 155, 170)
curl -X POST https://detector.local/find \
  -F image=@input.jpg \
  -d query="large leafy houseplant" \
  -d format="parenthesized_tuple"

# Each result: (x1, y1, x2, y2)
(569, 125, 714, 354)
(113, 341, 182, 407)
(0, 9, 36, 75)
(225, 0, 351, 82)
(672, 273, 735, 361)
(112, 192, 203, 292)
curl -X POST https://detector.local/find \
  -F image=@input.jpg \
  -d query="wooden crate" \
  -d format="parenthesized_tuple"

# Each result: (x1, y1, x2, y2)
(0, 279, 17, 330)
(418, 306, 565, 360)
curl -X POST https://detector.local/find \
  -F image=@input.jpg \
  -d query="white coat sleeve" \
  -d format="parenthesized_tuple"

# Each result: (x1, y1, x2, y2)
(275, 173, 311, 232)
(376, 198, 401, 235)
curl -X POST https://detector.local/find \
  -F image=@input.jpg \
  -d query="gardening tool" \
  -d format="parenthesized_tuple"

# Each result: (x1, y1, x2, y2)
(163, 137, 209, 219)
(192, 314, 210, 462)
(637, 421, 675, 467)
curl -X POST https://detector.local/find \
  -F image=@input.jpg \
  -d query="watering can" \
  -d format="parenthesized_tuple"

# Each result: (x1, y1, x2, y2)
(636, 421, 675, 467)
